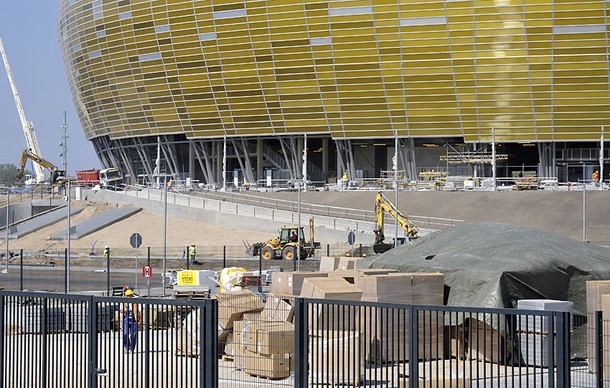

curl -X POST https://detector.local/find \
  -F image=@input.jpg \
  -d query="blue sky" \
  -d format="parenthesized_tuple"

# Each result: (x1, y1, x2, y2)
(0, 1, 99, 175)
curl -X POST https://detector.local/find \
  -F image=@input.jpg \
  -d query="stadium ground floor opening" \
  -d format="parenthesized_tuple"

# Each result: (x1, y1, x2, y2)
(91, 135, 608, 187)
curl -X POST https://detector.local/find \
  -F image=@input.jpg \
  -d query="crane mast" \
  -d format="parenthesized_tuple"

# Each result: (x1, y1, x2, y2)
(0, 37, 45, 183)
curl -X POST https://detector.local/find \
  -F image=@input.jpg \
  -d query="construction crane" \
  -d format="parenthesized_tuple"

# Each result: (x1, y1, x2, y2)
(0, 37, 46, 183)
(373, 191, 418, 254)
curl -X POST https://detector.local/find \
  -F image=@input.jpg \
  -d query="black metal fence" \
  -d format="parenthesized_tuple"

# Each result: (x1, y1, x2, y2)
(1, 290, 606, 387)
(0, 291, 217, 388)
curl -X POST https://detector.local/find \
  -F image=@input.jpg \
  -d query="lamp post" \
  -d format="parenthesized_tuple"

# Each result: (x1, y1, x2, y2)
(163, 175, 168, 296)
(2, 189, 9, 273)
(582, 162, 586, 242)
(394, 135, 399, 247)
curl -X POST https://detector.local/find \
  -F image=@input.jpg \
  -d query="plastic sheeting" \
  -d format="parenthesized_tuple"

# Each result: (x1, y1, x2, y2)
(359, 222, 610, 358)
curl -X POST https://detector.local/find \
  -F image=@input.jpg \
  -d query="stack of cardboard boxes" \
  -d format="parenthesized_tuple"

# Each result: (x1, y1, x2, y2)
(586, 280, 610, 377)
(516, 299, 573, 367)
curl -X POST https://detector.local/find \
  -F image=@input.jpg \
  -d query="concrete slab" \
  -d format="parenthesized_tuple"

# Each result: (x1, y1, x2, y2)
(51, 207, 142, 240)
(0, 205, 84, 239)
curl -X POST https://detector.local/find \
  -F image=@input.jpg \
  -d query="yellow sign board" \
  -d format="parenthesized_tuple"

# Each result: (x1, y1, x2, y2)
(177, 270, 198, 286)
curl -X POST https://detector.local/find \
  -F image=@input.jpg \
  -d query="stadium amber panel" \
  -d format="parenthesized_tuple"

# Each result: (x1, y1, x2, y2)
(60, 0, 610, 143)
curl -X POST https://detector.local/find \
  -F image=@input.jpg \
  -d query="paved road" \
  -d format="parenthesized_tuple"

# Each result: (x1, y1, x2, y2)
(0, 265, 164, 294)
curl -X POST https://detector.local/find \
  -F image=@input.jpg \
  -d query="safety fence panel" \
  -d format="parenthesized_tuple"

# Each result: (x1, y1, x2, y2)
(0, 291, 217, 388)
(295, 299, 571, 388)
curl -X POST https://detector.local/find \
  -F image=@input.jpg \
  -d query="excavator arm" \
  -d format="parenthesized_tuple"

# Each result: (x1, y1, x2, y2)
(374, 191, 417, 245)
(17, 149, 63, 183)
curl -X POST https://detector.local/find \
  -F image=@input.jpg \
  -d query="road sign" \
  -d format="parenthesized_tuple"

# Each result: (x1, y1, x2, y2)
(130, 233, 142, 248)
(142, 266, 152, 278)
(347, 231, 356, 245)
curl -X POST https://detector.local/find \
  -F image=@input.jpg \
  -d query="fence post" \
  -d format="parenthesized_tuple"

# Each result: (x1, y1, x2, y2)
(223, 246, 226, 268)
(186, 246, 190, 270)
(556, 311, 570, 387)
(203, 299, 218, 388)
(41, 298, 48, 388)
(408, 305, 418, 387)
(106, 249, 111, 296)
(294, 298, 308, 388)
(597, 311, 604, 388)
(87, 296, 99, 388)
(0, 294, 4, 388)
(19, 249, 23, 291)
(64, 248, 68, 294)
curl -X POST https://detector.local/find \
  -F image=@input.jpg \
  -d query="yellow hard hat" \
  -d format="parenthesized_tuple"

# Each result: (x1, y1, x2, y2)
(125, 289, 134, 296)
(191, 243, 196, 246)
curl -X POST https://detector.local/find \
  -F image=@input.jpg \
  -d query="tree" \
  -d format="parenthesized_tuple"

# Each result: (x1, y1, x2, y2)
(0, 164, 26, 187)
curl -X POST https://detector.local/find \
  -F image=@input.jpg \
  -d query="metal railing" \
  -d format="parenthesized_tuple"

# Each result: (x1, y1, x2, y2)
(0, 291, 217, 388)
(4, 290, 603, 388)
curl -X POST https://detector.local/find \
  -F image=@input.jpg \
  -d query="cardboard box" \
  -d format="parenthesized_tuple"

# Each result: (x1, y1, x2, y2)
(398, 377, 470, 388)
(301, 277, 363, 300)
(319, 256, 341, 271)
(354, 273, 444, 363)
(457, 319, 505, 364)
(329, 269, 397, 284)
(244, 350, 291, 379)
(214, 290, 264, 329)
(301, 277, 363, 332)
(338, 256, 365, 270)
(176, 310, 200, 356)
(309, 331, 362, 385)
(355, 273, 444, 305)
(586, 280, 610, 373)
(270, 271, 329, 295)
(262, 293, 294, 323)
(244, 321, 295, 355)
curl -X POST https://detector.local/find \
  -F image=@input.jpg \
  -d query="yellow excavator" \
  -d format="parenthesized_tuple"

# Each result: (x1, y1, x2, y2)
(16, 149, 67, 185)
(250, 218, 320, 260)
(373, 191, 418, 254)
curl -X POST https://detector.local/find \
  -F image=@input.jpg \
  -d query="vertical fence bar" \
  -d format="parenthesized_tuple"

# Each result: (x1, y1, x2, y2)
(294, 298, 308, 388)
(556, 311, 570, 388)
(87, 296, 97, 388)
(408, 305, 418, 387)
(0, 294, 4, 388)
(106, 249, 110, 296)
(186, 246, 190, 270)
(65, 248, 68, 293)
(41, 298, 48, 388)
(19, 249, 23, 291)
(597, 310, 604, 388)
(203, 299, 218, 388)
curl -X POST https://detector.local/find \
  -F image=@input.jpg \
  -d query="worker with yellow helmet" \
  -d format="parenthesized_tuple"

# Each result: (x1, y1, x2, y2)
(122, 287, 140, 353)
(188, 243, 197, 265)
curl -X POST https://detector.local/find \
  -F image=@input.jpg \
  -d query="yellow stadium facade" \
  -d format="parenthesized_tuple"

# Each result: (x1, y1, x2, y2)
(59, 0, 610, 186)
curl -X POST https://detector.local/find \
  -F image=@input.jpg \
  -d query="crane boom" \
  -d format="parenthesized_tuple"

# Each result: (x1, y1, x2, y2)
(0, 37, 45, 183)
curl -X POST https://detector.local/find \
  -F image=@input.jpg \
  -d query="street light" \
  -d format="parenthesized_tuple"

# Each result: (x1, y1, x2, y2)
(2, 189, 9, 274)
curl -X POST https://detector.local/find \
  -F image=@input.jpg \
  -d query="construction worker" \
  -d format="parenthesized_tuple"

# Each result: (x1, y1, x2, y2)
(123, 289, 140, 353)
(167, 179, 173, 191)
(342, 171, 349, 190)
(188, 243, 196, 264)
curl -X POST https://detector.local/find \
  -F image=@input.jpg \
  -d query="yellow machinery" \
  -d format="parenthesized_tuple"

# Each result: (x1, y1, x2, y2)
(373, 191, 418, 254)
(16, 149, 67, 185)
(251, 218, 320, 260)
